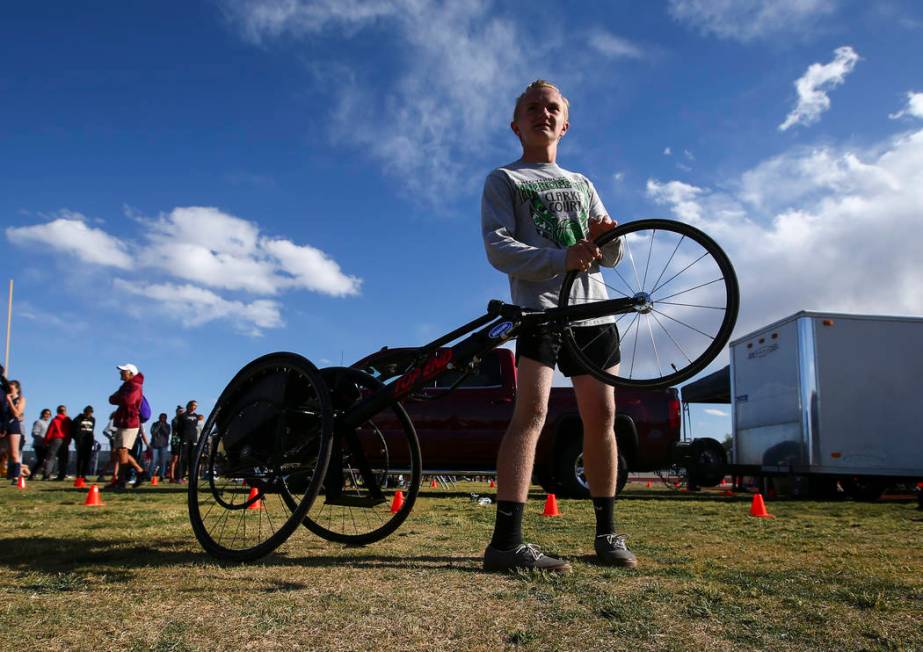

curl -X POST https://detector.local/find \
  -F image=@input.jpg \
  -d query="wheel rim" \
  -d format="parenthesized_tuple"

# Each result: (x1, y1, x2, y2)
(300, 367, 422, 545)
(574, 452, 589, 490)
(188, 354, 332, 561)
(560, 219, 739, 389)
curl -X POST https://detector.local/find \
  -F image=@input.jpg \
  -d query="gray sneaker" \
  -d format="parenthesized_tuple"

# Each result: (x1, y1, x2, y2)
(483, 543, 571, 573)
(594, 534, 637, 567)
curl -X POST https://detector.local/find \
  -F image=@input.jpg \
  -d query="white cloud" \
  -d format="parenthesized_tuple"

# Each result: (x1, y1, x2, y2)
(645, 128, 923, 335)
(114, 280, 283, 336)
(646, 179, 705, 221)
(779, 46, 859, 131)
(261, 238, 361, 297)
(221, 0, 397, 44)
(587, 30, 644, 59)
(663, 147, 672, 156)
(220, 1, 636, 205)
(141, 206, 361, 297)
(704, 408, 728, 417)
(6, 212, 132, 269)
(613, 172, 625, 183)
(6, 205, 362, 333)
(668, 0, 838, 42)
(889, 91, 923, 120)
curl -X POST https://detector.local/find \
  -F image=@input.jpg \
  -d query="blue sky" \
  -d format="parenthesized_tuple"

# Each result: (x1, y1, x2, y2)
(3, 0, 922, 446)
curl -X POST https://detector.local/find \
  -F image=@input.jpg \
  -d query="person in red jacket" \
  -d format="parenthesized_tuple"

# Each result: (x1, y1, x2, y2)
(107, 363, 147, 490)
(42, 405, 71, 480)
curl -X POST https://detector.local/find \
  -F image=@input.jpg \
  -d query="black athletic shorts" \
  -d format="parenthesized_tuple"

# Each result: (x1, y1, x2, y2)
(516, 323, 620, 377)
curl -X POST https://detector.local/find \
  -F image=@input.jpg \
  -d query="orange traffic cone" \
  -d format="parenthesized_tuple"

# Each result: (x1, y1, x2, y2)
(16, 476, 26, 490)
(646, 480, 652, 488)
(489, 479, 495, 488)
(151, 475, 159, 486)
(246, 486, 262, 510)
(74, 477, 86, 489)
(83, 485, 103, 507)
(390, 490, 405, 513)
(542, 494, 561, 517)
(749, 493, 774, 518)
(430, 478, 438, 488)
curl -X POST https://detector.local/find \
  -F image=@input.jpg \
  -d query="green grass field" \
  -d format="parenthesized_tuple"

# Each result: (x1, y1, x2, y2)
(1, 480, 921, 651)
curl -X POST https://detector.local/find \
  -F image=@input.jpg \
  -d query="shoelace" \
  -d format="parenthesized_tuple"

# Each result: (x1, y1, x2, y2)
(517, 543, 545, 561)
(597, 534, 628, 550)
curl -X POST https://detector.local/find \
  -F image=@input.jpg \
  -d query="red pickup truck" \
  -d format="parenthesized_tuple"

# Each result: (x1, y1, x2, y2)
(354, 348, 681, 497)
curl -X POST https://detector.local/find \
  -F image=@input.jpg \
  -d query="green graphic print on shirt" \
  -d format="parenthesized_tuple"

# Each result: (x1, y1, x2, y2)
(515, 176, 593, 247)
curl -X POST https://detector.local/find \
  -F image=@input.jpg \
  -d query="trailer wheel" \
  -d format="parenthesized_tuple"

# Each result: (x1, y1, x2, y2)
(842, 476, 886, 502)
(687, 438, 727, 488)
(555, 437, 628, 498)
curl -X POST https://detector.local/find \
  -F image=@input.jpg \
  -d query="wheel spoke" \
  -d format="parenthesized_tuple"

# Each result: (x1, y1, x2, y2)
(641, 229, 656, 292)
(656, 300, 725, 310)
(649, 234, 685, 295)
(622, 234, 643, 293)
(650, 310, 694, 365)
(645, 315, 664, 378)
(650, 308, 715, 340)
(651, 251, 709, 296)
(655, 277, 725, 303)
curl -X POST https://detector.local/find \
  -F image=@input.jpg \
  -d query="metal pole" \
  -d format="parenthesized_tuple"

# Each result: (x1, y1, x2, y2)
(4, 279, 11, 373)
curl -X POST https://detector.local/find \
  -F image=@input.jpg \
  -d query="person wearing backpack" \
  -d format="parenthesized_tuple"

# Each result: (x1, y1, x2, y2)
(149, 413, 171, 480)
(106, 363, 147, 490)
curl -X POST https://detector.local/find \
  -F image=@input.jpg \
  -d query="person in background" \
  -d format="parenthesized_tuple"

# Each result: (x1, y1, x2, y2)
(54, 422, 73, 480)
(175, 400, 199, 483)
(42, 405, 71, 480)
(30, 408, 52, 477)
(98, 411, 118, 483)
(107, 363, 147, 490)
(71, 405, 96, 480)
(149, 412, 171, 480)
(169, 406, 184, 481)
(0, 366, 9, 477)
(5, 380, 27, 483)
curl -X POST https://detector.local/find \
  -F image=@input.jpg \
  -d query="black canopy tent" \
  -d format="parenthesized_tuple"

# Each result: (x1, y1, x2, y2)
(680, 365, 731, 404)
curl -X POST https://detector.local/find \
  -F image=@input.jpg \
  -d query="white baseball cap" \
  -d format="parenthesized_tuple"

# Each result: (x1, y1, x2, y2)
(117, 363, 139, 375)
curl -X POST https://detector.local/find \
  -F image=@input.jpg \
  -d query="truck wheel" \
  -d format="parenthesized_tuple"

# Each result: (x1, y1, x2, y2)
(555, 438, 628, 498)
(687, 438, 727, 488)
(842, 476, 886, 501)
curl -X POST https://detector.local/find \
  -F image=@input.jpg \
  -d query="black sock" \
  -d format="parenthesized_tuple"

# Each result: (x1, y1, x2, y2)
(592, 496, 616, 536)
(490, 501, 525, 550)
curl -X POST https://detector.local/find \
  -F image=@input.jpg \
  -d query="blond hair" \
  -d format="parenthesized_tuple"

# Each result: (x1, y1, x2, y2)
(513, 80, 570, 121)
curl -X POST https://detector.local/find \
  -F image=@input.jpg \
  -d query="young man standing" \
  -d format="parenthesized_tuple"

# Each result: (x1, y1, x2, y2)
(481, 80, 635, 573)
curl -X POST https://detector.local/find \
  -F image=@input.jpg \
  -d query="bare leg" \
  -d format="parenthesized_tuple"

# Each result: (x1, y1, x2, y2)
(571, 367, 618, 497)
(495, 357, 554, 503)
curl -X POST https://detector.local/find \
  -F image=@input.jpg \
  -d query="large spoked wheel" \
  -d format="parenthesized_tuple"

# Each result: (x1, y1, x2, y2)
(558, 219, 739, 389)
(297, 367, 422, 545)
(188, 352, 333, 562)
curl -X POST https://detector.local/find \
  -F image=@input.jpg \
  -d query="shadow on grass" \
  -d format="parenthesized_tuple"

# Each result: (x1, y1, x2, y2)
(0, 535, 483, 575)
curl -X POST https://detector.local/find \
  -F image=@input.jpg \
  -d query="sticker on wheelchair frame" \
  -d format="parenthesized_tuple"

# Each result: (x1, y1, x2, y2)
(489, 321, 515, 340)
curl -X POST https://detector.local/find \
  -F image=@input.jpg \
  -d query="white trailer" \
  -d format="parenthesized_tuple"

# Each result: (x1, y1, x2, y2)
(728, 311, 923, 498)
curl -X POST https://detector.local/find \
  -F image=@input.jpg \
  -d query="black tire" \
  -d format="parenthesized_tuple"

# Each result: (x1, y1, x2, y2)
(555, 437, 628, 498)
(187, 353, 333, 562)
(558, 219, 739, 389)
(687, 438, 727, 488)
(298, 367, 422, 545)
(842, 476, 887, 502)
